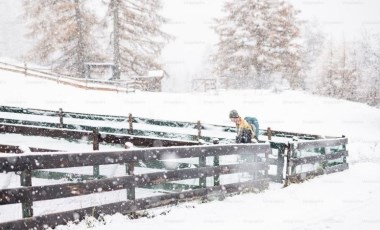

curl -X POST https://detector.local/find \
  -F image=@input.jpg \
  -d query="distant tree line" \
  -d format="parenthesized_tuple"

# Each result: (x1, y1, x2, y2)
(212, 0, 380, 107)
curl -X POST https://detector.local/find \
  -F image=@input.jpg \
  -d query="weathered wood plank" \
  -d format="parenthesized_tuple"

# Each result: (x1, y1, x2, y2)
(31, 170, 105, 181)
(263, 129, 323, 139)
(0, 144, 23, 154)
(288, 163, 349, 182)
(290, 150, 348, 166)
(296, 138, 348, 150)
(0, 144, 271, 172)
(0, 162, 268, 205)
(0, 179, 268, 230)
(324, 163, 349, 174)
(0, 123, 198, 148)
(0, 144, 60, 154)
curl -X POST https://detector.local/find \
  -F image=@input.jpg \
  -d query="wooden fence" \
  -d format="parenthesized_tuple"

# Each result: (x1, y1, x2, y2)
(285, 137, 348, 184)
(0, 61, 137, 93)
(0, 105, 237, 144)
(1, 106, 349, 183)
(0, 144, 270, 229)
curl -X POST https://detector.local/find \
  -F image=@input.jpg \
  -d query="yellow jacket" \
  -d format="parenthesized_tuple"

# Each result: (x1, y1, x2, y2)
(236, 117, 255, 137)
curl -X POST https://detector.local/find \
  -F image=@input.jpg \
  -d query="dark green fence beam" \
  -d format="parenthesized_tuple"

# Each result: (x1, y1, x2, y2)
(20, 170, 33, 218)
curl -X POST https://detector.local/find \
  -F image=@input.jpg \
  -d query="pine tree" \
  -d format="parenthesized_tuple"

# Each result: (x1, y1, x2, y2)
(317, 40, 359, 100)
(337, 43, 359, 100)
(213, 0, 302, 89)
(357, 32, 380, 106)
(23, 0, 101, 78)
(107, 0, 170, 78)
(317, 40, 338, 97)
(301, 20, 325, 91)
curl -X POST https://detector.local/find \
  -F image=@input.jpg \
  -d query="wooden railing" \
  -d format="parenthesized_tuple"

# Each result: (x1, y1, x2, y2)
(0, 61, 137, 93)
(0, 105, 238, 144)
(0, 144, 270, 229)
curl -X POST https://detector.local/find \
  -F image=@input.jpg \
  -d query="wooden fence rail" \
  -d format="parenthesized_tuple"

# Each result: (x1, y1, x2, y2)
(0, 144, 270, 229)
(0, 62, 137, 93)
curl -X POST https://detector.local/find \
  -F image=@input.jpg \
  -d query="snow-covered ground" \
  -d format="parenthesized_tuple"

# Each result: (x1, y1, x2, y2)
(1, 69, 380, 229)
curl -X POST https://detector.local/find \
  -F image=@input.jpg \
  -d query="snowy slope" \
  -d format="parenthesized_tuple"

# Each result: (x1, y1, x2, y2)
(1, 69, 380, 229)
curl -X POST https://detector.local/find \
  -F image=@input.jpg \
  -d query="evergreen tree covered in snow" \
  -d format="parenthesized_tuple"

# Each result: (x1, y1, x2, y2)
(213, 0, 302, 89)
(300, 20, 325, 90)
(357, 32, 380, 106)
(107, 0, 170, 78)
(23, 0, 101, 78)
(317, 40, 359, 101)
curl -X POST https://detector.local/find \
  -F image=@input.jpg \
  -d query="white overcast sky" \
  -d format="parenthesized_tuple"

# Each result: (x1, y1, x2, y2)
(1, 0, 380, 91)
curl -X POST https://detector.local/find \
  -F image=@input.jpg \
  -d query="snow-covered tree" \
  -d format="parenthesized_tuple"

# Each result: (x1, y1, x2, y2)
(300, 20, 325, 91)
(357, 32, 380, 106)
(23, 0, 102, 78)
(213, 0, 302, 89)
(316, 39, 338, 97)
(301, 20, 325, 73)
(107, 0, 170, 78)
(316, 40, 359, 100)
(338, 43, 359, 100)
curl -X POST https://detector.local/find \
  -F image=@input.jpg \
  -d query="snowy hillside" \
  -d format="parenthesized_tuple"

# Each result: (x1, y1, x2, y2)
(1, 68, 380, 229)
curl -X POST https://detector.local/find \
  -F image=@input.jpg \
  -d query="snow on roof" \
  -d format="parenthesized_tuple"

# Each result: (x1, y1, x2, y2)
(148, 70, 165, 77)
(130, 70, 168, 79)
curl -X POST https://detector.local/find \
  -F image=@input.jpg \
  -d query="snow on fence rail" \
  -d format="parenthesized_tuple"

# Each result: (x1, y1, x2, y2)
(0, 144, 270, 229)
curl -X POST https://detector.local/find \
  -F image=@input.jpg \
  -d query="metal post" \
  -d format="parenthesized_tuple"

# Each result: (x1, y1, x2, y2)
(93, 128, 100, 178)
(20, 170, 33, 218)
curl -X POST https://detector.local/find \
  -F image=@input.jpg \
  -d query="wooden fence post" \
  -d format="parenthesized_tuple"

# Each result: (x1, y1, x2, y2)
(126, 146, 135, 200)
(342, 135, 347, 164)
(128, 113, 133, 135)
(213, 139, 220, 186)
(264, 149, 269, 179)
(267, 127, 272, 141)
(199, 155, 207, 188)
(24, 63, 27, 77)
(20, 170, 33, 218)
(320, 146, 327, 169)
(197, 120, 202, 141)
(93, 128, 100, 178)
(58, 108, 64, 128)
(284, 142, 292, 187)
(277, 145, 285, 183)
